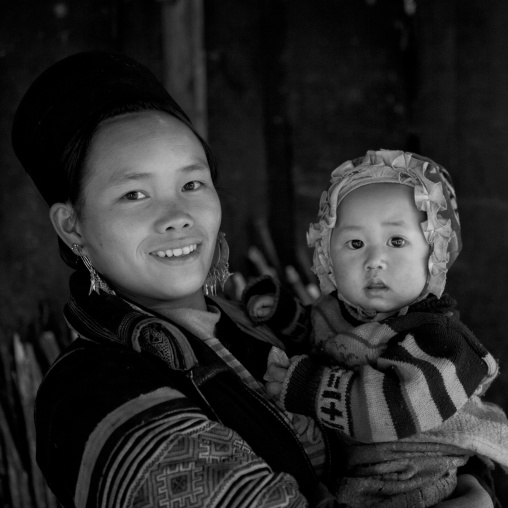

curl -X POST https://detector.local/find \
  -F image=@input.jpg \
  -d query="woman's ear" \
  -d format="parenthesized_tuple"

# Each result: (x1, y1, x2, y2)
(49, 202, 83, 248)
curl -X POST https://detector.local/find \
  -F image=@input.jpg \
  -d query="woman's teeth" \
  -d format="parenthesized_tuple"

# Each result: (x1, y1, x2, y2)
(155, 244, 197, 258)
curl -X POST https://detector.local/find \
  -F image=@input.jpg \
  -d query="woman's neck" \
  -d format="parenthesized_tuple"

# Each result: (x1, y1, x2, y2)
(114, 288, 208, 313)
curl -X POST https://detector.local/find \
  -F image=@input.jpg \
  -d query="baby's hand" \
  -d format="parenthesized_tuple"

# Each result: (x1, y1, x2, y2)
(247, 294, 275, 319)
(264, 363, 289, 398)
(264, 346, 290, 400)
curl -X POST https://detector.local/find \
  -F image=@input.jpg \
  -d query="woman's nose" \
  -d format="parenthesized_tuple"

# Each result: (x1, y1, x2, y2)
(154, 201, 194, 232)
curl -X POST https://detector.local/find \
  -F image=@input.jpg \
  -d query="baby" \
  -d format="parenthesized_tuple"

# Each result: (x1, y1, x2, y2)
(244, 149, 508, 507)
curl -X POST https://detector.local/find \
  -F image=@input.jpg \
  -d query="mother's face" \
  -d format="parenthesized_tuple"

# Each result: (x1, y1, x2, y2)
(70, 111, 221, 310)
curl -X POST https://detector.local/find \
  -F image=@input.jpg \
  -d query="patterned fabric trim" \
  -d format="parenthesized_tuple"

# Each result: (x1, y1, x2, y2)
(127, 425, 308, 508)
(74, 386, 186, 508)
(204, 301, 327, 476)
(78, 392, 310, 508)
(202, 336, 262, 391)
(202, 336, 327, 476)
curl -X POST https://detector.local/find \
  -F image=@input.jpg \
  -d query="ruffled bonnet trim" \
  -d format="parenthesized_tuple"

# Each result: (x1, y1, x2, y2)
(307, 150, 462, 317)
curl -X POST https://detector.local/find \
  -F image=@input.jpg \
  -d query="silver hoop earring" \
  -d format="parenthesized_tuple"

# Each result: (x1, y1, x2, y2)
(203, 232, 233, 296)
(71, 244, 116, 296)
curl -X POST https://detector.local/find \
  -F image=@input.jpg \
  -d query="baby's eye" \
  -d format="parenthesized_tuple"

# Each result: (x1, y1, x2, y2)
(389, 236, 407, 248)
(182, 181, 202, 191)
(123, 191, 147, 201)
(347, 239, 364, 249)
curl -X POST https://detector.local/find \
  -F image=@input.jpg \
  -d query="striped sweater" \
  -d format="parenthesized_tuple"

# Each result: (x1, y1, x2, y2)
(243, 278, 499, 442)
(284, 293, 499, 442)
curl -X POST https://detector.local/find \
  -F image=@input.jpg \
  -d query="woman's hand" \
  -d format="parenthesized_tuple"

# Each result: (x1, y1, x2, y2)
(433, 474, 494, 508)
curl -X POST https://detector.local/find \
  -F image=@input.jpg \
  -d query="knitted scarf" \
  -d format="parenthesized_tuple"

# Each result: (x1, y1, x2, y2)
(306, 293, 508, 507)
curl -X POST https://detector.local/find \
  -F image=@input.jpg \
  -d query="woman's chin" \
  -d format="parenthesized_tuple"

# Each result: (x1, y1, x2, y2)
(113, 278, 207, 310)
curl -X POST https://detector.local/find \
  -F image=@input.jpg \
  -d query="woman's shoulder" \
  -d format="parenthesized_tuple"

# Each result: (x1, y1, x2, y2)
(34, 337, 204, 506)
(36, 336, 188, 417)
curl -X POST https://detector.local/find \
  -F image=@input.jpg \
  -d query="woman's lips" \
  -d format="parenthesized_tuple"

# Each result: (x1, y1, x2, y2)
(152, 243, 198, 258)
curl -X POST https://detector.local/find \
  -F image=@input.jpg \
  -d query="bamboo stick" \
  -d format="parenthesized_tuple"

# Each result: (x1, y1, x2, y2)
(0, 401, 33, 508)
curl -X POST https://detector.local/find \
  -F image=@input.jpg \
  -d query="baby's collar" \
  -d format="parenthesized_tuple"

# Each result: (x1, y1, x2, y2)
(337, 291, 411, 323)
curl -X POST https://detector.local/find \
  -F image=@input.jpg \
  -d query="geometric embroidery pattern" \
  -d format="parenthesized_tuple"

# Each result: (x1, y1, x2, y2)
(127, 419, 305, 508)
(138, 324, 179, 368)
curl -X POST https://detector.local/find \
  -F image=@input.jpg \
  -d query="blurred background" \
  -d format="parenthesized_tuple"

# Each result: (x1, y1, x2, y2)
(1, 0, 507, 506)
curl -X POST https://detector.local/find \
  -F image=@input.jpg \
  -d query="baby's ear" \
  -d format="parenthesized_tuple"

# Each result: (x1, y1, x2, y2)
(49, 202, 83, 248)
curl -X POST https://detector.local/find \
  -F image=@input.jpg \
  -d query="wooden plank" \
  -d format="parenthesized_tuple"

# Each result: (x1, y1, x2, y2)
(0, 401, 32, 508)
(160, 0, 208, 137)
(36, 331, 61, 369)
(13, 335, 43, 508)
(259, 0, 297, 271)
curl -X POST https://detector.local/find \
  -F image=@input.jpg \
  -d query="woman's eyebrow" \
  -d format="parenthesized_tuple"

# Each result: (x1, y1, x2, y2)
(106, 171, 151, 187)
(181, 163, 209, 173)
(106, 164, 209, 187)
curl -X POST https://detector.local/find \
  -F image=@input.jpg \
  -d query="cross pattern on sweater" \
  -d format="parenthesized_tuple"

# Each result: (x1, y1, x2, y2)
(320, 400, 344, 429)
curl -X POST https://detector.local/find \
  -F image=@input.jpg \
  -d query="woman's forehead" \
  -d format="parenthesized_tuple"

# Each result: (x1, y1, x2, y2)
(90, 112, 204, 159)
(83, 112, 208, 185)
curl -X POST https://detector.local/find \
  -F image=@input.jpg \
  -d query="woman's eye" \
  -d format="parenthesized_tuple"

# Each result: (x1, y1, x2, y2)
(183, 181, 202, 191)
(123, 191, 147, 201)
(347, 239, 364, 249)
(389, 237, 407, 248)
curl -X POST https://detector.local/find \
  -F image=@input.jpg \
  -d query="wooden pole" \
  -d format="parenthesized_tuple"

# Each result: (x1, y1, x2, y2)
(160, 0, 208, 138)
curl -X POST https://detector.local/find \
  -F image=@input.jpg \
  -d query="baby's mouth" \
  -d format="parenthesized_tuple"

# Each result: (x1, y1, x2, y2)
(366, 279, 387, 290)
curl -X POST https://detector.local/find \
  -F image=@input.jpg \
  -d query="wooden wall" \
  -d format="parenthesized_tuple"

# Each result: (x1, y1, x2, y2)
(0, 0, 507, 502)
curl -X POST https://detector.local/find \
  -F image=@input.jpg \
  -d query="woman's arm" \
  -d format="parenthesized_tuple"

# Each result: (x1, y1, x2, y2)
(90, 401, 312, 508)
(36, 341, 320, 508)
(433, 475, 494, 508)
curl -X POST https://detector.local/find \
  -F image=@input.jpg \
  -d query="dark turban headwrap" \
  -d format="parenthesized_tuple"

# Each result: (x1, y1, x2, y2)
(12, 51, 213, 205)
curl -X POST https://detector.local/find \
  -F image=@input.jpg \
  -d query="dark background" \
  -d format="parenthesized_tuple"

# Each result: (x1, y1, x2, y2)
(1, 0, 507, 504)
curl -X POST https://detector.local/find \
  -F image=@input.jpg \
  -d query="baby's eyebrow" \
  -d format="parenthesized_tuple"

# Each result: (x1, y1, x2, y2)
(337, 225, 363, 232)
(382, 220, 408, 227)
(338, 220, 408, 232)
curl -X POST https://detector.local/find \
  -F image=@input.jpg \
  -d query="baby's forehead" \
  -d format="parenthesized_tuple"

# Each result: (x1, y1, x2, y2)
(334, 183, 425, 228)
(336, 182, 416, 209)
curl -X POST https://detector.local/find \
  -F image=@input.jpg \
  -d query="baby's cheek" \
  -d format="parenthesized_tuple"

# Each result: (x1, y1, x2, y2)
(334, 269, 357, 295)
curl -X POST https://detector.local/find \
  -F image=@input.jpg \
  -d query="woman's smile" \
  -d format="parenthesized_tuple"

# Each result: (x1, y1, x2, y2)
(152, 243, 198, 258)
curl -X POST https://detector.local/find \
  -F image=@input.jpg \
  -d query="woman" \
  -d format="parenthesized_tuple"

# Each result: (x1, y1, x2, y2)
(11, 52, 495, 507)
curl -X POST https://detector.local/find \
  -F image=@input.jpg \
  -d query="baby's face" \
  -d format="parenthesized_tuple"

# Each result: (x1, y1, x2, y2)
(330, 183, 430, 318)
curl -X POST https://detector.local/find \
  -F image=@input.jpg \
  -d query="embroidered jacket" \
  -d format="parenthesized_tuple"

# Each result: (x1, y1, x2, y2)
(35, 271, 338, 508)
